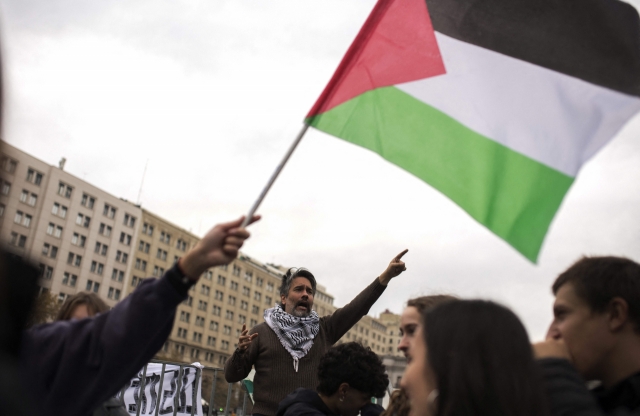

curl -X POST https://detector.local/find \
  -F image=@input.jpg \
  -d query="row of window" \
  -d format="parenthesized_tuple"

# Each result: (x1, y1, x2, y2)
(183, 297, 262, 318)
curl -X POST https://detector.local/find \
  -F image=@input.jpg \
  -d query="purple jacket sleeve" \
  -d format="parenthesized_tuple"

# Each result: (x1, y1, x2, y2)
(20, 264, 187, 416)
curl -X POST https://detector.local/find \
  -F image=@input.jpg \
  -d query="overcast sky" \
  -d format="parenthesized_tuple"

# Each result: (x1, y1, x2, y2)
(1, 0, 639, 340)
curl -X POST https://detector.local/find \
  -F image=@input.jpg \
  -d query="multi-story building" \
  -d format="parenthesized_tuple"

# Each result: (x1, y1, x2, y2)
(379, 309, 403, 357)
(1, 142, 403, 369)
(0, 143, 141, 306)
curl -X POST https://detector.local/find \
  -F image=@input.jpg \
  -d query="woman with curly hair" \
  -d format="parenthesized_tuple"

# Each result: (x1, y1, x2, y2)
(401, 300, 549, 416)
(276, 342, 389, 416)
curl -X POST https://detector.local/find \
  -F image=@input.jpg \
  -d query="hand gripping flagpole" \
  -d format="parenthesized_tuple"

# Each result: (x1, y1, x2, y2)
(240, 123, 311, 228)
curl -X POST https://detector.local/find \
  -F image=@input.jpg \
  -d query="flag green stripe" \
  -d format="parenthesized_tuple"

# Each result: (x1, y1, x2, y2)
(307, 86, 574, 261)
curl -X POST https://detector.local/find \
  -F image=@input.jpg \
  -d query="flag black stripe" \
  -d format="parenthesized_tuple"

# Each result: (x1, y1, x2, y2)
(426, 0, 640, 97)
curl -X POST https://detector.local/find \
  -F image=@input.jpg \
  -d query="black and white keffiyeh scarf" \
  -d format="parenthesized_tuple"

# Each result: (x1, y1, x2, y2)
(264, 306, 320, 372)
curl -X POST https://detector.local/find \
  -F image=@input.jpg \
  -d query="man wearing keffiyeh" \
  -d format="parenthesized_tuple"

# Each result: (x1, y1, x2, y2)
(224, 249, 408, 416)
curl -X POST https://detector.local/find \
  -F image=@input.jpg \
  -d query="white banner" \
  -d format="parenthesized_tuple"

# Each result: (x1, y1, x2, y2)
(121, 363, 203, 416)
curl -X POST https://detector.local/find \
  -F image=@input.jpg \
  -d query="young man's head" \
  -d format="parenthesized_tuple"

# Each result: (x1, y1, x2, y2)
(547, 256, 640, 383)
(279, 267, 317, 317)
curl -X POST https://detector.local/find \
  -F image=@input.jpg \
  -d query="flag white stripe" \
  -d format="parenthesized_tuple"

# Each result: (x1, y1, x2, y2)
(396, 32, 640, 177)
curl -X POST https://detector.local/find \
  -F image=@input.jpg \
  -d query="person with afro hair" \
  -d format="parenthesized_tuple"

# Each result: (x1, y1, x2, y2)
(277, 342, 389, 416)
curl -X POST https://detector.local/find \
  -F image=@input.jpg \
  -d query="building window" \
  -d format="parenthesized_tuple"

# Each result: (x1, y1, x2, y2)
(183, 296, 193, 306)
(71, 232, 86, 247)
(42, 243, 58, 259)
(90, 261, 104, 275)
(203, 270, 213, 280)
(26, 168, 43, 185)
(176, 239, 188, 251)
(200, 285, 210, 296)
(192, 332, 202, 343)
(238, 314, 246, 324)
(240, 300, 248, 311)
(223, 325, 231, 335)
(160, 231, 171, 244)
(67, 252, 82, 267)
(14, 211, 32, 228)
(244, 271, 253, 282)
(1, 156, 17, 173)
(20, 189, 37, 206)
(39, 264, 54, 280)
(212, 306, 221, 316)
(115, 250, 128, 264)
(254, 292, 261, 301)
(58, 182, 73, 198)
(209, 320, 218, 331)
(242, 286, 250, 296)
(152, 265, 164, 276)
(111, 268, 124, 282)
(256, 277, 263, 287)
(9, 232, 27, 248)
(131, 276, 144, 287)
(51, 202, 68, 218)
(119, 232, 132, 246)
(214, 290, 224, 301)
(228, 296, 236, 306)
(177, 328, 187, 339)
(252, 305, 260, 314)
(217, 275, 226, 286)
(103, 203, 116, 218)
(195, 316, 205, 327)
(138, 240, 150, 253)
(225, 310, 234, 321)
(86, 280, 100, 293)
(62, 272, 77, 287)
(123, 213, 136, 228)
(57, 293, 68, 304)
(265, 296, 272, 305)
(198, 300, 208, 311)
(232, 265, 241, 277)
(267, 282, 274, 292)
(47, 222, 64, 238)
(81, 193, 95, 209)
(230, 281, 238, 291)
(156, 249, 167, 261)
(207, 336, 216, 347)
(142, 222, 154, 236)
(98, 223, 112, 237)
(180, 311, 191, 323)
(107, 287, 121, 300)
(190, 348, 200, 359)
(76, 213, 91, 228)
(95, 242, 108, 256)
(218, 355, 227, 365)
(0, 179, 10, 195)
(135, 258, 147, 271)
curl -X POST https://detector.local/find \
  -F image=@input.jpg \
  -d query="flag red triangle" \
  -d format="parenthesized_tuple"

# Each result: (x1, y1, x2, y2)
(307, 0, 446, 118)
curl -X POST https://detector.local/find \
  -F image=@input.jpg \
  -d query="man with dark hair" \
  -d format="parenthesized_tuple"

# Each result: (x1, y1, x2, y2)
(534, 256, 640, 415)
(225, 250, 408, 416)
(276, 342, 388, 416)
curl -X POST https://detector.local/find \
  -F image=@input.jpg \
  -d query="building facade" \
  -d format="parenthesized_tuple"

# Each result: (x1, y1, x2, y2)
(1, 143, 403, 368)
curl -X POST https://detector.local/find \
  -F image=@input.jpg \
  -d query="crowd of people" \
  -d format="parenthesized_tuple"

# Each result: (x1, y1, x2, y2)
(2, 210, 639, 416)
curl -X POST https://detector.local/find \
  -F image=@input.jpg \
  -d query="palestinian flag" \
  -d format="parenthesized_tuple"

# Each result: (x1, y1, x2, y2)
(306, 0, 640, 262)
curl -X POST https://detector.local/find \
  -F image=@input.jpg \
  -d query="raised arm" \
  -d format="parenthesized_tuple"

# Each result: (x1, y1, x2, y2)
(325, 250, 408, 342)
(21, 215, 258, 415)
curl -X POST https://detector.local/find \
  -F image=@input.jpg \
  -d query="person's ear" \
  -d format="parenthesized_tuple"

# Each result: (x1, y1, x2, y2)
(338, 383, 350, 401)
(607, 297, 629, 332)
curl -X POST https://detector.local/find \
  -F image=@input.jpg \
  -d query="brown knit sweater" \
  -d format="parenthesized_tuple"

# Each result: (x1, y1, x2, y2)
(224, 277, 387, 416)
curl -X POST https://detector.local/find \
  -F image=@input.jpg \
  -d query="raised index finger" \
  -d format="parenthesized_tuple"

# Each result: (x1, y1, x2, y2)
(394, 249, 409, 261)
